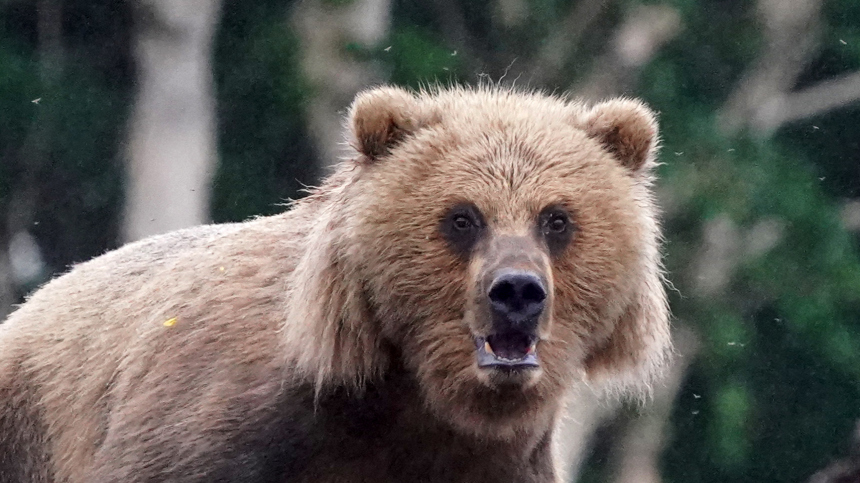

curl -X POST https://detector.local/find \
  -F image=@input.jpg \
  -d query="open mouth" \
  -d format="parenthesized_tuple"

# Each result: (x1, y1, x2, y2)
(475, 332, 539, 369)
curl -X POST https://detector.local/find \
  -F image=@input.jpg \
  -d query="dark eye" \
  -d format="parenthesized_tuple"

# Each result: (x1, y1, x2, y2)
(452, 214, 474, 231)
(441, 204, 485, 256)
(546, 213, 568, 234)
(539, 206, 574, 255)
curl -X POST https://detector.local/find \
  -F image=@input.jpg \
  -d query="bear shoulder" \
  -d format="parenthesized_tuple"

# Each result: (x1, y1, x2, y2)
(0, 211, 315, 483)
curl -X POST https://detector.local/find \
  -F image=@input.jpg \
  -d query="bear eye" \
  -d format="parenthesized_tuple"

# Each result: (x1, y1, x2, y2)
(452, 214, 474, 231)
(539, 206, 574, 255)
(546, 213, 568, 234)
(441, 203, 485, 257)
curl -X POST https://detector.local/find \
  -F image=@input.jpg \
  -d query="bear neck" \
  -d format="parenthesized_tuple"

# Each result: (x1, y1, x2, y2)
(342, 349, 554, 440)
(286, 354, 558, 482)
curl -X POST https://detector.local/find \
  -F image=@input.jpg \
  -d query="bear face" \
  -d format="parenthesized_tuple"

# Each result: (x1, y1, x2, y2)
(291, 86, 671, 440)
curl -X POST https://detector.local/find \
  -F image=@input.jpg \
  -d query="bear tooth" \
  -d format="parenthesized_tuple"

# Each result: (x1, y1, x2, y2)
(484, 341, 494, 355)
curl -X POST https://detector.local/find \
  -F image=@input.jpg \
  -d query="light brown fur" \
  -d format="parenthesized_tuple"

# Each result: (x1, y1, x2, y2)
(0, 85, 670, 483)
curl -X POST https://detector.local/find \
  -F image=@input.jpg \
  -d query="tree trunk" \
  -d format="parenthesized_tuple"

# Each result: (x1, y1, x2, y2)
(123, 0, 222, 242)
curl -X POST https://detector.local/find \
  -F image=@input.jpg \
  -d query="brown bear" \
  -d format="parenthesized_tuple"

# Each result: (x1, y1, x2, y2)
(0, 85, 670, 483)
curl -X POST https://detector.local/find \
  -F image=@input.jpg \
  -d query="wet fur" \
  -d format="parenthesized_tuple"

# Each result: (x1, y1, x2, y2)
(0, 85, 670, 482)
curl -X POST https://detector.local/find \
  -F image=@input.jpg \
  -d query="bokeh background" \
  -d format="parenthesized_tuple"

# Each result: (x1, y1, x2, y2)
(2, 1, 860, 482)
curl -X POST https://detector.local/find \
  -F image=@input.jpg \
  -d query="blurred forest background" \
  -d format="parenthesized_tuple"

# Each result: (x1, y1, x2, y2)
(1, 0, 860, 482)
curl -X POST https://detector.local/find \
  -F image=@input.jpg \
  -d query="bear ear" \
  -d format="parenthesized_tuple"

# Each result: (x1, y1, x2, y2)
(579, 99, 660, 173)
(348, 86, 426, 161)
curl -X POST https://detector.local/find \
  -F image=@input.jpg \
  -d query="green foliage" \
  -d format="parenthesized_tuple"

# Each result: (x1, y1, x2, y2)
(637, 2, 860, 480)
(385, 25, 464, 88)
(27, 63, 126, 267)
(212, 1, 317, 223)
(0, 44, 36, 203)
(0, 2, 127, 271)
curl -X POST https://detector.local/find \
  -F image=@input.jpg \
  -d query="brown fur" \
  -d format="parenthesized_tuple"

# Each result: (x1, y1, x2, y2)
(0, 85, 670, 482)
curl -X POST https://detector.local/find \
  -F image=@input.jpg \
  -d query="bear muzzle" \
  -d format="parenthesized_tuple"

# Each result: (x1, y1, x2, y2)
(474, 269, 546, 370)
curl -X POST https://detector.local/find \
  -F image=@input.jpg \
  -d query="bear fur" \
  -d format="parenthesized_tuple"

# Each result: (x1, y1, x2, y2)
(0, 85, 670, 483)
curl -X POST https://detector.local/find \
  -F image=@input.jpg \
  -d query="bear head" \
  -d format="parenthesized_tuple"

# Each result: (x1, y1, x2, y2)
(287, 86, 670, 440)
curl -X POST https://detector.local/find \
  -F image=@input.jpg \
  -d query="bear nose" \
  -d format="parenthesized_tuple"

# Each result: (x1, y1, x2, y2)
(487, 271, 547, 329)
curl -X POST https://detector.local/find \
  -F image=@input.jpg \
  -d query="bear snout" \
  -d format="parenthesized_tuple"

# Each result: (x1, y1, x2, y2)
(473, 269, 549, 370)
(487, 269, 547, 331)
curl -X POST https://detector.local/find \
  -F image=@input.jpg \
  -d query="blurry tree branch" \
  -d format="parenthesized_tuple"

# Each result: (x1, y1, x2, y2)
(693, 214, 742, 298)
(693, 213, 785, 298)
(123, 0, 222, 242)
(293, 0, 392, 170)
(574, 4, 681, 101)
(747, 69, 860, 133)
(719, 0, 823, 135)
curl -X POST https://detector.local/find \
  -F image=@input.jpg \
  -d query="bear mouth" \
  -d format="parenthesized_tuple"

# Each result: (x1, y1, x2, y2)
(474, 332, 539, 369)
